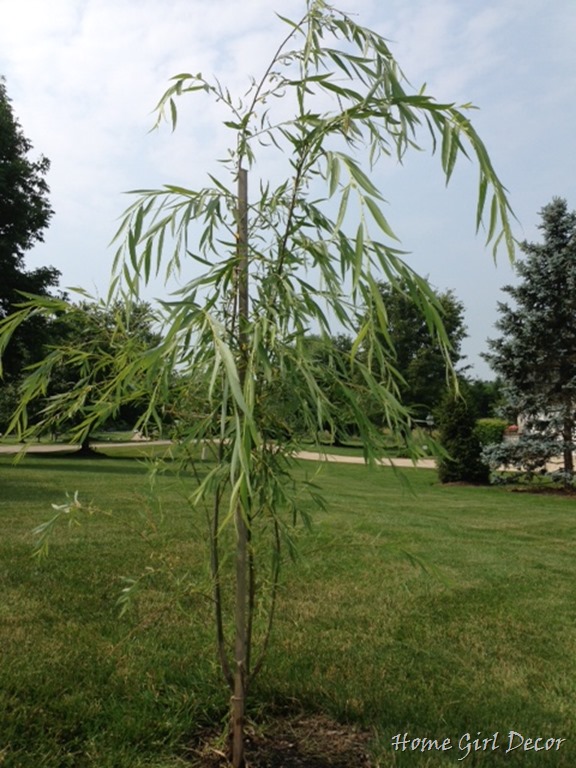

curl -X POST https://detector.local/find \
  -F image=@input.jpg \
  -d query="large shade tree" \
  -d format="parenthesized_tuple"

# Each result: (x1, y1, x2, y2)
(0, 77, 59, 380)
(485, 197, 576, 481)
(0, 3, 514, 765)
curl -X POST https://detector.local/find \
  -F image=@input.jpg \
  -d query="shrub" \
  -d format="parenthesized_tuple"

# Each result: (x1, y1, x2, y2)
(481, 434, 568, 485)
(474, 418, 507, 447)
(436, 393, 490, 484)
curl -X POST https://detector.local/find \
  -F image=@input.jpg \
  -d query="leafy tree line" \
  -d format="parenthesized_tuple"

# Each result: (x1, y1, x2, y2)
(259, 280, 499, 447)
(27, 299, 161, 450)
(2, 283, 499, 443)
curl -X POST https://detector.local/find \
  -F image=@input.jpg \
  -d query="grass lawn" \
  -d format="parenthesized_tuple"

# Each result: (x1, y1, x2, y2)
(1, 453, 575, 766)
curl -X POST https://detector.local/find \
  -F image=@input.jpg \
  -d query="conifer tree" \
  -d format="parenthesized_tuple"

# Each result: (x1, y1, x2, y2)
(436, 388, 489, 485)
(485, 197, 576, 481)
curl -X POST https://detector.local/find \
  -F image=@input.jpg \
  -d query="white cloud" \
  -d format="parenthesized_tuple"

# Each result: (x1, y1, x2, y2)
(1, 0, 576, 375)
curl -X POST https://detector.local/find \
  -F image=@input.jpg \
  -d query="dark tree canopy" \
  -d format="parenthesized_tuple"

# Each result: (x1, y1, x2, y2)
(465, 377, 503, 419)
(485, 197, 576, 477)
(0, 77, 59, 377)
(376, 279, 467, 418)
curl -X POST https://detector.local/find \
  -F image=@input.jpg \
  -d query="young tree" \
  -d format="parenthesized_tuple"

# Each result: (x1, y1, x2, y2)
(374, 280, 467, 419)
(485, 198, 576, 483)
(436, 387, 489, 485)
(0, 77, 59, 380)
(0, 4, 514, 765)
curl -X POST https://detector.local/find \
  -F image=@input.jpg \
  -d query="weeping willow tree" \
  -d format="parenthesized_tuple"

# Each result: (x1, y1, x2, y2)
(0, 2, 514, 765)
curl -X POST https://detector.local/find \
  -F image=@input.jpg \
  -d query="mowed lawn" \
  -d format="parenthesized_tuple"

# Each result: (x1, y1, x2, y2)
(1, 452, 575, 767)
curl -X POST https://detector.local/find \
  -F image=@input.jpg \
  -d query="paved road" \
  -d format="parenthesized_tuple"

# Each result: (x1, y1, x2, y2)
(295, 449, 436, 469)
(0, 441, 437, 468)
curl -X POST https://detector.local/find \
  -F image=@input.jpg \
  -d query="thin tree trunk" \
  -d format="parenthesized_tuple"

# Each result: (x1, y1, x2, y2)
(232, 502, 249, 768)
(231, 165, 249, 768)
(562, 412, 573, 485)
(211, 475, 233, 690)
(77, 434, 98, 457)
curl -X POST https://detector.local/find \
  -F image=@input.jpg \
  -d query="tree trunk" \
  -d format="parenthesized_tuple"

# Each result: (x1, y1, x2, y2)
(562, 412, 574, 485)
(232, 503, 249, 768)
(76, 434, 98, 457)
(231, 165, 250, 768)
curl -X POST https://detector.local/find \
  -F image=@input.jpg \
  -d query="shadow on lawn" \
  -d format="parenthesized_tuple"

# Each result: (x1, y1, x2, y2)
(1, 454, 152, 473)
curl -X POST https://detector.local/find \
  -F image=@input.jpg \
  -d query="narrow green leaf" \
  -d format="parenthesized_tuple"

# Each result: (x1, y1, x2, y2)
(169, 98, 178, 131)
(353, 223, 364, 290)
(343, 156, 382, 198)
(335, 185, 350, 230)
(328, 153, 340, 198)
(487, 193, 499, 244)
(213, 335, 247, 414)
(364, 196, 399, 241)
(476, 174, 488, 232)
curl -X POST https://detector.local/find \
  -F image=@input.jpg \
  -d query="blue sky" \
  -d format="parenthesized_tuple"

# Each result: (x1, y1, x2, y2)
(1, 0, 575, 378)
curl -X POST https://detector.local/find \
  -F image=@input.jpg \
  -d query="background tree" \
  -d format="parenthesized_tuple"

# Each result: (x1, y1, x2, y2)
(0, 3, 514, 765)
(465, 376, 503, 419)
(0, 77, 59, 381)
(436, 388, 489, 484)
(485, 197, 576, 482)
(375, 279, 467, 419)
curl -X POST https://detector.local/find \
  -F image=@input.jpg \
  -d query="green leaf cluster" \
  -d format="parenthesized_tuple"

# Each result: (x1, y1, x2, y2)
(474, 417, 507, 447)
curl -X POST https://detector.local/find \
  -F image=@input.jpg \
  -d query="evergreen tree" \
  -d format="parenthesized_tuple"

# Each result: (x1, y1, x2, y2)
(436, 388, 489, 484)
(485, 197, 576, 480)
(0, 77, 59, 379)
(466, 377, 503, 418)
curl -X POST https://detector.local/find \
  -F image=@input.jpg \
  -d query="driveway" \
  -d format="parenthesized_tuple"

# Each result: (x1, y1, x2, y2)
(0, 441, 437, 468)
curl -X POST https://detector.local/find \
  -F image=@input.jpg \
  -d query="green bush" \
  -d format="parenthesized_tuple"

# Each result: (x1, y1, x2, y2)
(436, 393, 490, 485)
(474, 417, 507, 447)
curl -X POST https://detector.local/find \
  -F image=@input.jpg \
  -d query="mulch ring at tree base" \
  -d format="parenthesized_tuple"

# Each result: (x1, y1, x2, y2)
(189, 714, 375, 768)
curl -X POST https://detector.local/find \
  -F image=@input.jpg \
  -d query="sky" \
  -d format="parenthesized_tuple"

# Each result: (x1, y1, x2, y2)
(1, 0, 575, 378)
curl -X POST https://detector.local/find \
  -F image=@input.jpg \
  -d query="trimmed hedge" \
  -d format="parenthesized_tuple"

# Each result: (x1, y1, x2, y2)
(474, 418, 507, 447)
